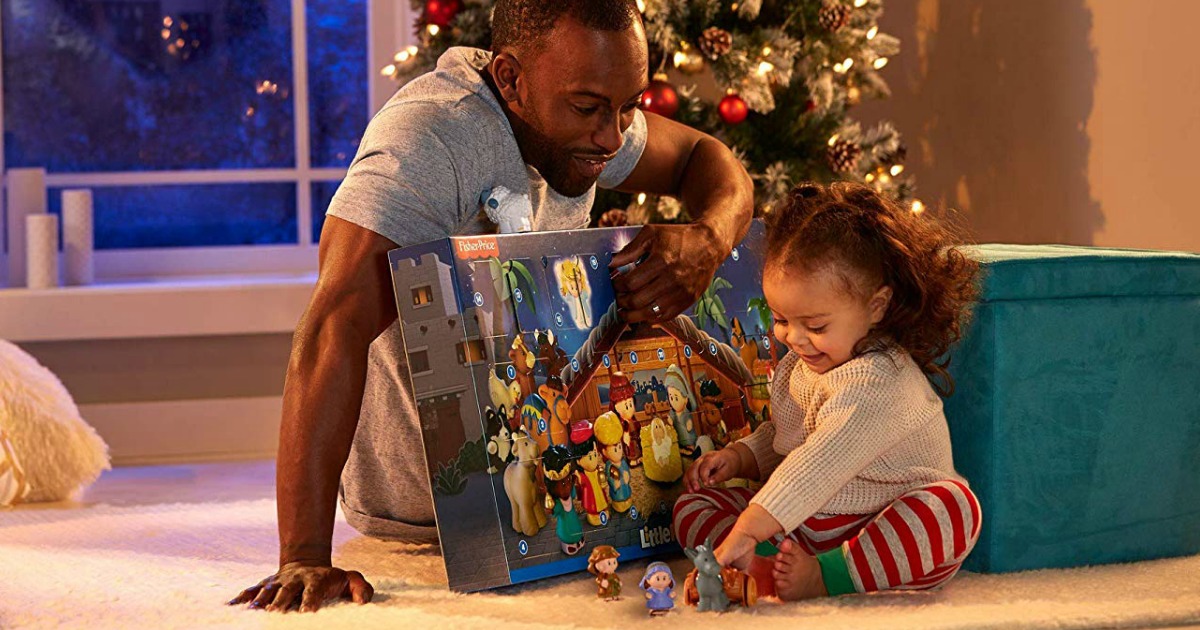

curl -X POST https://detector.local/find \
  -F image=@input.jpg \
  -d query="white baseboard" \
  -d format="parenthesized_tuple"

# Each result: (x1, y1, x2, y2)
(81, 397, 282, 466)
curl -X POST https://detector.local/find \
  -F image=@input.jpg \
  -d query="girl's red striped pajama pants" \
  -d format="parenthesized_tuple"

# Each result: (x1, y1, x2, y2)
(672, 479, 981, 593)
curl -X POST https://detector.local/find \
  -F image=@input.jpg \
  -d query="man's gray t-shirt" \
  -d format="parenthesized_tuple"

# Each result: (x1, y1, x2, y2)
(326, 47, 648, 542)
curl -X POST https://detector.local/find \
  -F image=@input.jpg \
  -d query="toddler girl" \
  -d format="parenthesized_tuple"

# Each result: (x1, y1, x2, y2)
(673, 182, 981, 600)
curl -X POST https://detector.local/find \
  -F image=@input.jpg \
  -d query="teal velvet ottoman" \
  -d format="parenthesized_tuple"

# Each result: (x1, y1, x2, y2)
(945, 244, 1200, 573)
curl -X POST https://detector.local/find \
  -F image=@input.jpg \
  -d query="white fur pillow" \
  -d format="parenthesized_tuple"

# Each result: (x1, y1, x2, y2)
(0, 340, 110, 503)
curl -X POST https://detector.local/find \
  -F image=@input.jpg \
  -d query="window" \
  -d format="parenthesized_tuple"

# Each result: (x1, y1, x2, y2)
(456, 339, 487, 365)
(412, 284, 434, 307)
(1, 0, 412, 279)
(408, 349, 431, 375)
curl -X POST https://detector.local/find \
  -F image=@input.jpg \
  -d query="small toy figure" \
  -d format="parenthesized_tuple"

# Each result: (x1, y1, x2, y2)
(521, 394, 553, 455)
(481, 185, 533, 234)
(569, 416, 595, 447)
(508, 335, 537, 403)
(640, 417, 683, 483)
(683, 537, 758, 611)
(487, 370, 523, 433)
(684, 538, 730, 612)
(593, 412, 633, 515)
(557, 257, 593, 328)
(542, 444, 585, 555)
(608, 372, 643, 467)
(639, 562, 676, 616)
(502, 429, 546, 536)
(663, 364, 699, 457)
(695, 379, 729, 448)
(573, 436, 610, 526)
(588, 545, 622, 601)
(536, 329, 570, 376)
(484, 407, 514, 474)
(538, 377, 571, 447)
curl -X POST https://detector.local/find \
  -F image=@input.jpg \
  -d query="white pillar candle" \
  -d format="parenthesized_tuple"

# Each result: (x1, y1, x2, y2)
(62, 189, 95, 286)
(6, 168, 48, 288)
(25, 213, 59, 289)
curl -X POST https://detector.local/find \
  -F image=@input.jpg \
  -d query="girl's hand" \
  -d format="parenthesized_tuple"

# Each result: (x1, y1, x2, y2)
(714, 530, 757, 571)
(684, 448, 739, 493)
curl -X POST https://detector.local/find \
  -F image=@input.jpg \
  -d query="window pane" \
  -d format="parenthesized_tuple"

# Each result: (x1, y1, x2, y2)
(307, 0, 367, 168)
(311, 180, 340, 243)
(3, 0, 295, 172)
(47, 183, 298, 249)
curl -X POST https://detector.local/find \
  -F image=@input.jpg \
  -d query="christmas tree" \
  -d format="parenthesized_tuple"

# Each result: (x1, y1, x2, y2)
(384, 0, 918, 225)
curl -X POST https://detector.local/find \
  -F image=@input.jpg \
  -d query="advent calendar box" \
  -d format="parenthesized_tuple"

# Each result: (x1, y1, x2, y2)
(388, 221, 776, 592)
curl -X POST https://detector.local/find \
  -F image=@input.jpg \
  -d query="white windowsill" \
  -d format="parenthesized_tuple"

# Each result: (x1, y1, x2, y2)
(0, 273, 318, 343)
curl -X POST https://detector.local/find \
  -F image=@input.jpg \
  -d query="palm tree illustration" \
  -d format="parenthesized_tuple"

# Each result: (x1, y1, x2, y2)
(747, 296, 777, 364)
(693, 276, 732, 341)
(488, 257, 538, 331)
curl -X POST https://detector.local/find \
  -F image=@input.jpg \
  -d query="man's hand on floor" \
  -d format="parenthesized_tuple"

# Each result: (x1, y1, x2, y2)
(227, 562, 374, 613)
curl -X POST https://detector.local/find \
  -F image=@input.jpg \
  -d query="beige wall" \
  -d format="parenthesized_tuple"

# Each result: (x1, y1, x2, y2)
(858, 0, 1199, 252)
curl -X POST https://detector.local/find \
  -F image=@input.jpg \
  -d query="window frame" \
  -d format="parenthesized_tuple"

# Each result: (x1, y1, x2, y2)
(0, 0, 414, 281)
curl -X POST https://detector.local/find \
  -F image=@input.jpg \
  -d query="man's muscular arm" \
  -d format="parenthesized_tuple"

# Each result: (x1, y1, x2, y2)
(228, 216, 396, 613)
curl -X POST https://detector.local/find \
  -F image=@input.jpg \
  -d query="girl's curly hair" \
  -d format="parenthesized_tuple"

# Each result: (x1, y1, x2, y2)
(764, 182, 980, 396)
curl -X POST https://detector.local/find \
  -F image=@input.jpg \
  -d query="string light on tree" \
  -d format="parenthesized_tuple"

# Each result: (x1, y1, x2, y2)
(911, 200, 926, 215)
(874, 57, 889, 69)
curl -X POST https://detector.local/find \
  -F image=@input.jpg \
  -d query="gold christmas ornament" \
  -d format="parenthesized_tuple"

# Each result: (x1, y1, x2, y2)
(672, 43, 705, 74)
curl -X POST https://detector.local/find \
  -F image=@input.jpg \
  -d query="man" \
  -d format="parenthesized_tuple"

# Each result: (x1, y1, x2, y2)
(229, 0, 753, 613)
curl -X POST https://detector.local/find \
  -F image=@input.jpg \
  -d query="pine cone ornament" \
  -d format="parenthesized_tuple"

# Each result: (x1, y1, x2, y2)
(818, 2, 852, 32)
(699, 27, 733, 60)
(827, 139, 862, 173)
(598, 209, 628, 228)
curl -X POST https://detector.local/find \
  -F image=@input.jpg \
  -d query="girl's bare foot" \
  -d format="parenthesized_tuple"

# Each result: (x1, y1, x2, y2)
(772, 539, 828, 601)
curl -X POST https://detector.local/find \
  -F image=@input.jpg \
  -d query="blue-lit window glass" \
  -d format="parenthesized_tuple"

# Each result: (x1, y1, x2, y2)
(307, 0, 366, 168)
(312, 180, 341, 243)
(3, 0, 295, 172)
(47, 184, 298, 249)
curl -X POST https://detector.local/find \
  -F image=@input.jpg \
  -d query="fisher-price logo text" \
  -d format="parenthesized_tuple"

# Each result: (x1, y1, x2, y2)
(454, 236, 499, 260)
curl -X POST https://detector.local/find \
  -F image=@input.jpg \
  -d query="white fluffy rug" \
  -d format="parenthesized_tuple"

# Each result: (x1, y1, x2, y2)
(2, 496, 1199, 629)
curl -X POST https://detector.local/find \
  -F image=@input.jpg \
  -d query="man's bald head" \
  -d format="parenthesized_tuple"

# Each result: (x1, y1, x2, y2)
(491, 0, 642, 56)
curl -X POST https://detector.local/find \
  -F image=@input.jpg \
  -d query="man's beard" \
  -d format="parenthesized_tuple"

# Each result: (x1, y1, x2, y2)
(509, 112, 597, 198)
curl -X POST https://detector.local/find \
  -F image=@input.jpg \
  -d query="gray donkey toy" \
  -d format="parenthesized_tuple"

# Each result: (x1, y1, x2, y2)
(684, 537, 731, 612)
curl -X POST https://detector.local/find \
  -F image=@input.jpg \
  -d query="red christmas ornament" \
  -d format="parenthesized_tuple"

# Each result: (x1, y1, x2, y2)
(640, 79, 680, 118)
(425, 0, 462, 27)
(719, 93, 749, 125)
